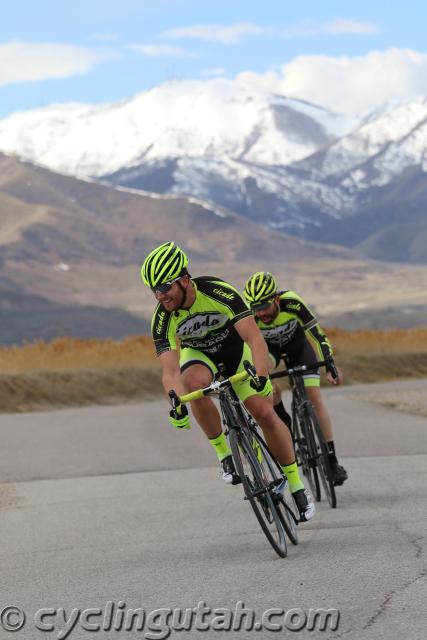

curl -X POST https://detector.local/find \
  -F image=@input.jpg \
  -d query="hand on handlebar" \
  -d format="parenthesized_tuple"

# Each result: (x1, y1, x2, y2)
(326, 362, 343, 386)
(249, 375, 273, 397)
(168, 390, 191, 429)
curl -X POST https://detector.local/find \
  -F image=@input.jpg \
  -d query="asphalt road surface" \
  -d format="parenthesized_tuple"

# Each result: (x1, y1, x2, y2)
(1, 378, 426, 640)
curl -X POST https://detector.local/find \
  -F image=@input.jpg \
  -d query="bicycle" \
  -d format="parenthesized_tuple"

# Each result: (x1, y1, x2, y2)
(271, 359, 337, 508)
(170, 361, 299, 558)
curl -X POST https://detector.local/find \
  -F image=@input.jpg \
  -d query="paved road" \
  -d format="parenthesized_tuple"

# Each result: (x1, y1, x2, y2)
(1, 379, 426, 639)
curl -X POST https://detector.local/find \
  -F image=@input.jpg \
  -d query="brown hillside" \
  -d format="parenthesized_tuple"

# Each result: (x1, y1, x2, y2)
(2, 152, 427, 333)
(0, 152, 351, 266)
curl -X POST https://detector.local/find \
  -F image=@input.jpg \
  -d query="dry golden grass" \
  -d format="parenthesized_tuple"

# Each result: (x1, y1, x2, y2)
(0, 366, 162, 414)
(326, 328, 427, 383)
(328, 327, 427, 355)
(0, 335, 157, 374)
(0, 328, 426, 413)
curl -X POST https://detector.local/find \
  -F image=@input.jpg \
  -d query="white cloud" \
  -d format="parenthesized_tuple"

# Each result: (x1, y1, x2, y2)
(202, 67, 227, 77)
(323, 19, 379, 35)
(236, 49, 427, 115)
(0, 41, 117, 87)
(129, 43, 198, 58)
(161, 23, 270, 44)
(282, 18, 379, 38)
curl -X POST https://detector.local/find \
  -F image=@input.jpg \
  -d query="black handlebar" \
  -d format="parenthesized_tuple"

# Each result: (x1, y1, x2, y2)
(270, 359, 337, 380)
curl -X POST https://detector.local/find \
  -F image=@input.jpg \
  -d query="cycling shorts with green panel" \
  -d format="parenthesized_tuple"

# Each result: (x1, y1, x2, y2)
(180, 342, 264, 402)
(268, 340, 320, 388)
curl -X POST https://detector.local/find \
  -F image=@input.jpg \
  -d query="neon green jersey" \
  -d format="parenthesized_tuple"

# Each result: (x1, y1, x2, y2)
(151, 276, 252, 359)
(254, 290, 333, 361)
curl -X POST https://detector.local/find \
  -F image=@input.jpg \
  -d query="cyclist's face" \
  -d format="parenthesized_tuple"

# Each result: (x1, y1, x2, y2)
(153, 278, 186, 311)
(254, 300, 279, 324)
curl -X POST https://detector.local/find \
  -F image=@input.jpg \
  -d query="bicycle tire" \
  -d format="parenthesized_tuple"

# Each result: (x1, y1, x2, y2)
(293, 402, 321, 502)
(306, 404, 337, 508)
(249, 429, 299, 545)
(229, 427, 288, 558)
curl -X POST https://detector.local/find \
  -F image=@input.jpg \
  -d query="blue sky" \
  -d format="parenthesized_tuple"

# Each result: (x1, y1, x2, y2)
(1, 0, 427, 117)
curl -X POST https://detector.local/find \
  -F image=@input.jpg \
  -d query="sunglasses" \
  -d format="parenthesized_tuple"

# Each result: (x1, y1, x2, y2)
(151, 275, 182, 294)
(251, 297, 276, 310)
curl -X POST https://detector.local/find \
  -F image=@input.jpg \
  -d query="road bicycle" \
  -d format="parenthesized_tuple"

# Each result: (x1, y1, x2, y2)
(271, 359, 337, 508)
(171, 362, 299, 558)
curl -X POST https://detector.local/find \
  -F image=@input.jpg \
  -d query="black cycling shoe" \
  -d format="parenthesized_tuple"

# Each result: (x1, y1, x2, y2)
(292, 488, 316, 522)
(330, 462, 348, 486)
(221, 455, 241, 485)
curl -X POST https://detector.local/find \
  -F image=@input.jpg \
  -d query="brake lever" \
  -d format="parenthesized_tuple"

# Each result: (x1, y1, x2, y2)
(243, 359, 260, 387)
(327, 358, 339, 380)
(168, 389, 180, 409)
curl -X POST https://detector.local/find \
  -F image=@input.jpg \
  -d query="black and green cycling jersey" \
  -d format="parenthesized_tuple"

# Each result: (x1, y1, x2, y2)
(254, 290, 333, 362)
(151, 276, 252, 364)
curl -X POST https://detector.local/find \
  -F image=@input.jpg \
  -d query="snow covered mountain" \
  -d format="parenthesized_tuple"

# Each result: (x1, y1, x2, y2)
(291, 97, 427, 208)
(0, 80, 427, 261)
(0, 78, 357, 177)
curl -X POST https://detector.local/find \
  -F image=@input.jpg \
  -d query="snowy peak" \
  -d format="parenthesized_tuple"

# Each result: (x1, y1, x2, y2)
(298, 96, 427, 182)
(1, 82, 427, 263)
(0, 78, 358, 177)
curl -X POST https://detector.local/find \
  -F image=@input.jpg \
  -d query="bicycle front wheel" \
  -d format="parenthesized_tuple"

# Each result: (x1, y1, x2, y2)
(229, 428, 287, 558)
(249, 429, 299, 546)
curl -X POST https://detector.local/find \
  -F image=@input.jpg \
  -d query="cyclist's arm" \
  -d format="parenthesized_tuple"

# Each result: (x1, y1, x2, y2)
(234, 315, 270, 378)
(305, 321, 342, 383)
(158, 349, 186, 399)
(283, 292, 334, 361)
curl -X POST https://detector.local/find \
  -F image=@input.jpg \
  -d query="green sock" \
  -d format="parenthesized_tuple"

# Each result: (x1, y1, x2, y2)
(281, 461, 304, 493)
(208, 432, 232, 462)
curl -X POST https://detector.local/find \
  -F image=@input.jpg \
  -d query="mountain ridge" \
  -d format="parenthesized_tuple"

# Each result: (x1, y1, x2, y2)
(1, 152, 427, 335)
(1, 84, 427, 263)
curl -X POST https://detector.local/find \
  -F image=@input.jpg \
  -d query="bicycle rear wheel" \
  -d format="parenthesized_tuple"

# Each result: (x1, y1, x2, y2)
(293, 404, 321, 502)
(307, 405, 337, 508)
(249, 429, 299, 545)
(229, 428, 288, 558)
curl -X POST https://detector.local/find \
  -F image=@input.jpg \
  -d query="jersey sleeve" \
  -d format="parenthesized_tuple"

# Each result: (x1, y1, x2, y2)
(281, 291, 333, 360)
(195, 277, 252, 324)
(151, 304, 176, 356)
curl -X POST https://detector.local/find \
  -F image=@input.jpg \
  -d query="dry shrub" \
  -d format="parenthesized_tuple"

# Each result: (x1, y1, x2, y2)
(0, 335, 157, 374)
(2, 328, 427, 375)
(1, 329, 427, 413)
(0, 366, 162, 413)
(327, 327, 427, 355)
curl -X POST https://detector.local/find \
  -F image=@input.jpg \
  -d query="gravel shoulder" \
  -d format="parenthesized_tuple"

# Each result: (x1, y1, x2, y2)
(334, 378, 427, 419)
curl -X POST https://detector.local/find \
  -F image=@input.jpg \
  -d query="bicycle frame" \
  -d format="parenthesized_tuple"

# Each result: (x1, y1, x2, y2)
(271, 358, 326, 438)
(270, 359, 337, 507)
(175, 363, 299, 556)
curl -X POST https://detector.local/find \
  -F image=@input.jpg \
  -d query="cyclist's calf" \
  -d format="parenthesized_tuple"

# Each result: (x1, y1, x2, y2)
(245, 394, 295, 465)
(272, 381, 282, 405)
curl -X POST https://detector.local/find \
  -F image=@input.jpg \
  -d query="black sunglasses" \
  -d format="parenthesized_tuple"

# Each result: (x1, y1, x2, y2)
(151, 275, 182, 294)
(251, 297, 276, 310)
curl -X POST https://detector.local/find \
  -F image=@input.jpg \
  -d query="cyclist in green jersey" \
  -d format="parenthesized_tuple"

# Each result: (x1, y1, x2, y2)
(140, 242, 316, 521)
(244, 271, 348, 486)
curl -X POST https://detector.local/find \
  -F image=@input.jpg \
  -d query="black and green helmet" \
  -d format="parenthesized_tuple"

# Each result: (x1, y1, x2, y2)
(141, 241, 189, 290)
(244, 272, 278, 309)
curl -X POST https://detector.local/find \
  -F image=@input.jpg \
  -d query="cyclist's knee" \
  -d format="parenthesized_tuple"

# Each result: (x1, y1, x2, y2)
(181, 365, 213, 392)
(306, 386, 322, 408)
(248, 398, 275, 424)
